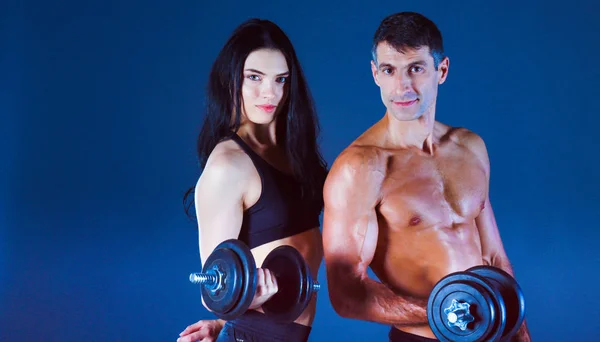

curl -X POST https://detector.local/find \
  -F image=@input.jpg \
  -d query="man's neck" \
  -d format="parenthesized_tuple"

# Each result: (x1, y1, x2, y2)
(384, 110, 436, 155)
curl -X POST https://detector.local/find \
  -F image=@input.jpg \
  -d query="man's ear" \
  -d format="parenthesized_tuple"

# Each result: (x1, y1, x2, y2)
(437, 56, 450, 85)
(371, 60, 380, 86)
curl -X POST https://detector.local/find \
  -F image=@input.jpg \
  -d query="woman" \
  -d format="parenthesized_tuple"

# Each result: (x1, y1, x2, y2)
(177, 18, 328, 342)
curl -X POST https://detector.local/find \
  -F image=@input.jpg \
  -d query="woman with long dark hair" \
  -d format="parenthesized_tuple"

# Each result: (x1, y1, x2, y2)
(177, 18, 328, 342)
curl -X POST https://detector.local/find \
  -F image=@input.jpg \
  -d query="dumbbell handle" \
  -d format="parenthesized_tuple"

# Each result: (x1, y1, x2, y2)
(189, 270, 226, 295)
(312, 282, 321, 292)
(444, 299, 474, 331)
(190, 271, 321, 292)
(189, 272, 218, 285)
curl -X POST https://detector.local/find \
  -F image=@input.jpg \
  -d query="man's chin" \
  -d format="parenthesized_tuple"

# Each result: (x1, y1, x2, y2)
(389, 110, 421, 122)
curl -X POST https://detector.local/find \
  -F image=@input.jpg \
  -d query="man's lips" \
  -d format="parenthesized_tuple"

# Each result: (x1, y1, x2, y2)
(393, 99, 418, 107)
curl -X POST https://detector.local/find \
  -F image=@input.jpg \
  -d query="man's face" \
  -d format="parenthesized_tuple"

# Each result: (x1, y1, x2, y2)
(371, 42, 449, 121)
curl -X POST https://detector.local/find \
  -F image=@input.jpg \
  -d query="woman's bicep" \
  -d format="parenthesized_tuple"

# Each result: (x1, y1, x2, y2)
(194, 158, 246, 266)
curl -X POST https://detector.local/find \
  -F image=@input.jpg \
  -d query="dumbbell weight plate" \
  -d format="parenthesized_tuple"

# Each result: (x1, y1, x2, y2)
(201, 239, 257, 320)
(467, 266, 526, 340)
(201, 247, 243, 315)
(427, 272, 507, 342)
(261, 245, 313, 323)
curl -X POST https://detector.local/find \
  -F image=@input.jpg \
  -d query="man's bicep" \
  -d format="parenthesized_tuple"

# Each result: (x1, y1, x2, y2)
(464, 131, 508, 265)
(475, 197, 509, 266)
(322, 160, 380, 278)
(322, 159, 381, 315)
(324, 209, 379, 281)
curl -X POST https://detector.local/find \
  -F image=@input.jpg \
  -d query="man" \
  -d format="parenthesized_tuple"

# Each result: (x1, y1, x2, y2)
(322, 12, 531, 342)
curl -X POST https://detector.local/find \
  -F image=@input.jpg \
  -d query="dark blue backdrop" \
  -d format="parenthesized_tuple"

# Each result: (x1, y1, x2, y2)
(2, 0, 599, 341)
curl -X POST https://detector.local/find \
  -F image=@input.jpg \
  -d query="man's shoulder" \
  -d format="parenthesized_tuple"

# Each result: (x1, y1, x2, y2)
(444, 125, 490, 169)
(334, 143, 385, 171)
(323, 143, 386, 205)
(325, 143, 386, 189)
(442, 125, 487, 152)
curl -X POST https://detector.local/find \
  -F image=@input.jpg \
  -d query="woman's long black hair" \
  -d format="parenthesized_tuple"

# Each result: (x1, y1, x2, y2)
(184, 18, 328, 218)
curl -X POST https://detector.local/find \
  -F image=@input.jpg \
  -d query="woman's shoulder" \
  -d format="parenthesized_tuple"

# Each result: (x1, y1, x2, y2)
(201, 138, 254, 182)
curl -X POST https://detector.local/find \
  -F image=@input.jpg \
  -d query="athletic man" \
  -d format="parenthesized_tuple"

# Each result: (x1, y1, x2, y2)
(322, 12, 531, 341)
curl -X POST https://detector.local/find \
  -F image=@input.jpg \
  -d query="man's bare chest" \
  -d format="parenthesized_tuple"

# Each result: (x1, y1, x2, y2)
(378, 149, 488, 226)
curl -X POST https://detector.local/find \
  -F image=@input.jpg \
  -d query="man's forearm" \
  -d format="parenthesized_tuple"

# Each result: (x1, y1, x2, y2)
(512, 321, 531, 342)
(492, 258, 531, 341)
(491, 257, 515, 277)
(332, 277, 428, 326)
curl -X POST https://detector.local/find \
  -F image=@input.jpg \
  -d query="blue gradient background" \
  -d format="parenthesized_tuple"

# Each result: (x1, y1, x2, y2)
(2, 0, 599, 341)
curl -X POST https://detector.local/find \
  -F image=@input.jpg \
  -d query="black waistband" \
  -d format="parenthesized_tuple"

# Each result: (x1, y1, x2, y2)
(389, 327, 438, 342)
(227, 310, 311, 341)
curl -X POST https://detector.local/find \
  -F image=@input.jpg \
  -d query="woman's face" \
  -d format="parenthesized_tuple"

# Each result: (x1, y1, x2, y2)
(240, 48, 289, 125)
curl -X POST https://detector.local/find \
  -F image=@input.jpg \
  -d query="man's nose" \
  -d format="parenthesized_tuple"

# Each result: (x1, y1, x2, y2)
(394, 72, 412, 91)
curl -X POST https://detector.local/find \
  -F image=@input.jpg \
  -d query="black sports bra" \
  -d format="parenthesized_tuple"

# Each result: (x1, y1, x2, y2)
(228, 134, 322, 249)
